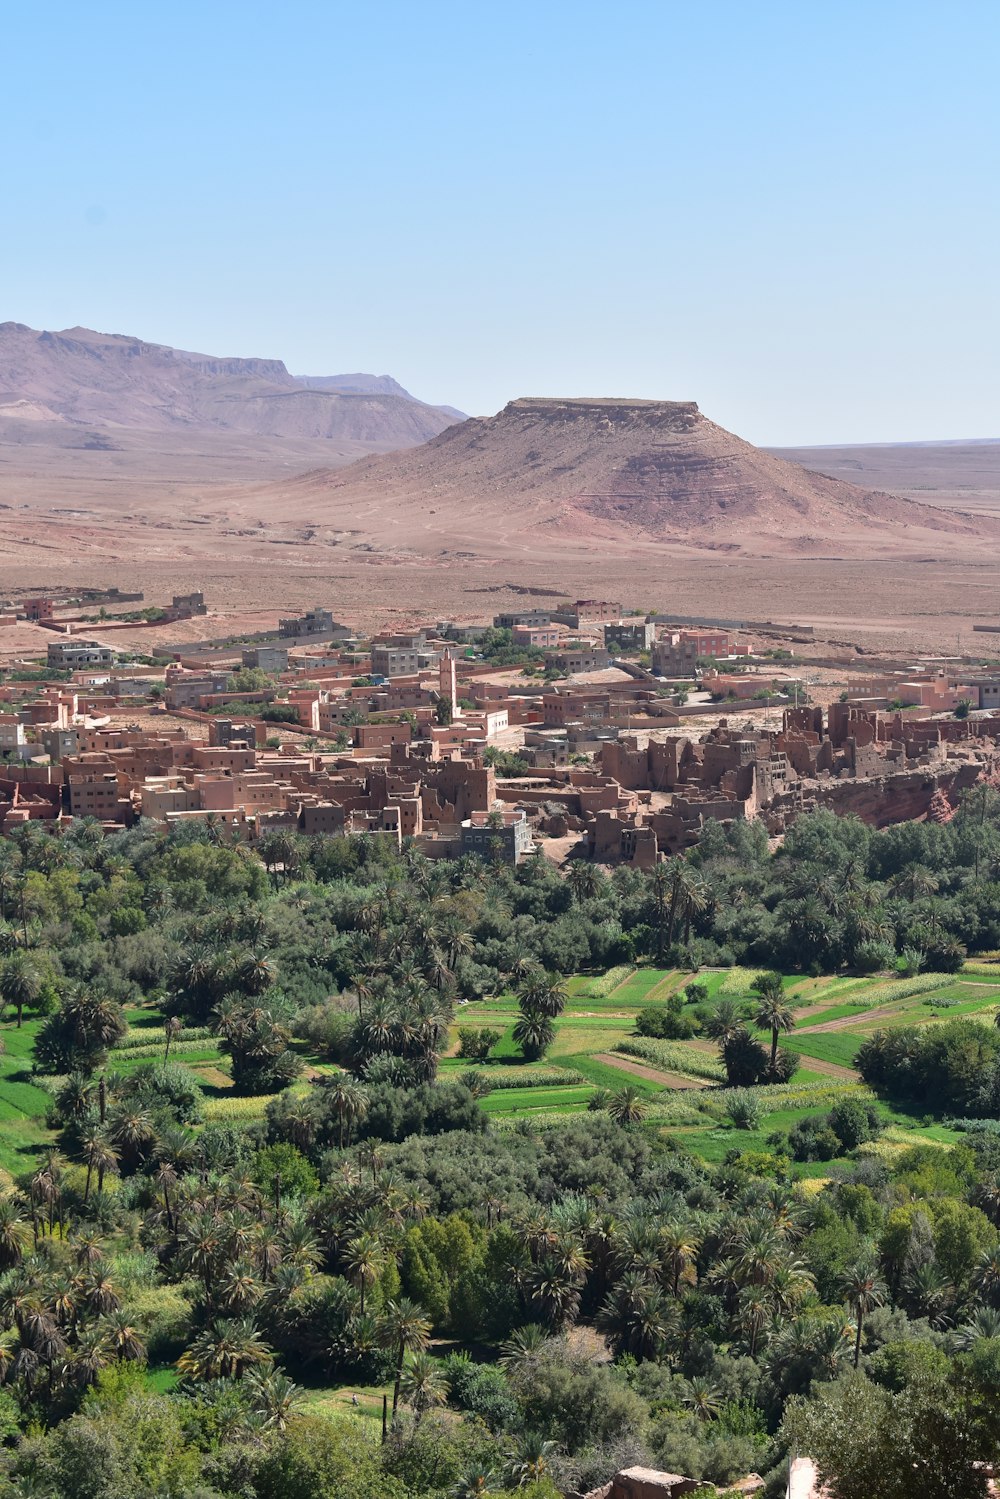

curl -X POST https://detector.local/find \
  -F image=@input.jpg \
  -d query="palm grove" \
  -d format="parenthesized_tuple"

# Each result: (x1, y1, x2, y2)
(0, 791, 998, 1494)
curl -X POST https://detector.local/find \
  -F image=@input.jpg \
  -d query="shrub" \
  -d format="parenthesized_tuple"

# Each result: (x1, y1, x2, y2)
(251, 1141, 319, 1200)
(897, 947, 925, 978)
(829, 1096, 883, 1150)
(445, 1358, 521, 1431)
(457, 1026, 501, 1062)
(636, 1005, 696, 1040)
(788, 1114, 842, 1162)
(726, 1089, 763, 1130)
(854, 941, 895, 974)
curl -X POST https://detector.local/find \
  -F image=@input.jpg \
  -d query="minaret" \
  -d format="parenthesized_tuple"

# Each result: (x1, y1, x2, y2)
(439, 649, 459, 718)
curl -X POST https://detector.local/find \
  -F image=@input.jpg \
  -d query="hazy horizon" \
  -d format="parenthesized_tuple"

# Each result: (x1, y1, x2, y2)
(3, 1, 998, 447)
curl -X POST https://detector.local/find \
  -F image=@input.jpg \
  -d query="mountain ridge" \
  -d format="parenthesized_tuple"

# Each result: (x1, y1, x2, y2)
(0, 321, 463, 448)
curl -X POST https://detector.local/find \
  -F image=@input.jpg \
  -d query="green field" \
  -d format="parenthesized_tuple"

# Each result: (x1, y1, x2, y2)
(0, 960, 991, 1179)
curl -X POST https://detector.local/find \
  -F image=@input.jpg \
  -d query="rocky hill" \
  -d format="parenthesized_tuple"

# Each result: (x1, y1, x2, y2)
(0, 322, 461, 448)
(277, 396, 986, 557)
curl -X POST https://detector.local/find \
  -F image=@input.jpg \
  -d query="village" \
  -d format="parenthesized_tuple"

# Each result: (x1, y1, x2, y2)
(2, 586, 1000, 863)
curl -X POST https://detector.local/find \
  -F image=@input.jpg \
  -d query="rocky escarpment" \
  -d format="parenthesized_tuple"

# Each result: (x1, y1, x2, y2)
(307, 394, 989, 553)
(0, 322, 460, 447)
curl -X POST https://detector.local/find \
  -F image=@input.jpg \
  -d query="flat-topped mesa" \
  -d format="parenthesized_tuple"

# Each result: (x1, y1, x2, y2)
(323, 392, 987, 552)
(502, 396, 701, 427)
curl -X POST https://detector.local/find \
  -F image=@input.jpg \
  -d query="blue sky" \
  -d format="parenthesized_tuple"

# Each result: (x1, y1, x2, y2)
(2, 1, 997, 444)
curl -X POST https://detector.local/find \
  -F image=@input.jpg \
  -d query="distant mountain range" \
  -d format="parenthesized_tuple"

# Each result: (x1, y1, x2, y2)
(0, 322, 463, 449)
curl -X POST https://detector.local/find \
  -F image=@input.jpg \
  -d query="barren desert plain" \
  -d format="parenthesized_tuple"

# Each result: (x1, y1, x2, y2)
(1, 324, 999, 653)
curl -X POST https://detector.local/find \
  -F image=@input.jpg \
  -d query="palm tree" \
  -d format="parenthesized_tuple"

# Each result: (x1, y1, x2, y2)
(81, 1271, 121, 1317)
(163, 1016, 183, 1064)
(976, 1245, 1000, 1304)
(324, 1075, 370, 1150)
(703, 998, 747, 1048)
(0, 950, 41, 1028)
(683, 1377, 723, 1421)
(889, 864, 939, 902)
(951, 1305, 1000, 1351)
(567, 862, 602, 903)
(383, 1296, 431, 1417)
(398, 1350, 448, 1421)
(110, 1107, 156, 1170)
(735, 1282, 772, 1358)
(526, 1261, 582, 1330)
(72, 1322, 111, 1388)
(499, 1323, 549, 1374)
(81, 1132, 119, 1204)
(179, 1214, 222, 1296)
(101, 1311, 145, 1362)
(450, 1466, 500, 1499)
(750, 972, 794, 1069)
(607, 1086, 647, 1126)
(0, 1198, 29, 1268)
(344, 1231, 385, 1321)
(659, 1220, 701, 1298)
(504, 1432, 559, 1487)
(596, 1273, 675, 1360)
(842, 1258, 887, 1368)
(512, 1010, 555, 1062)
(176, 1318, 272, 1380)
(244, 1368, 304, 1431)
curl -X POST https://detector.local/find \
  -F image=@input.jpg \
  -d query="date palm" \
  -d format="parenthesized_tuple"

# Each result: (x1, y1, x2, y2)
(343, 1231, 384, 1318)
(0, 1198, 29, 1269)
(450, 1464, 499, 1498)
(607, 1086, 647, 1127)
(597, 1272, 675, 1360)
(499, 1323, 549, 1374)
(735, 1282, 772, 1357)
(512, 1010, 555, 1062)
(525, 1261, 582, 1330)
(219, 1263, 261, 1317)
(102, 1310, 145, 1362)
(0, 950, 41, 1028)
(842, 1257, 887, 1368)
(244, 1368, 303, 1431)
(703, 998, 747, 1048)
(516, 972, 568, 1019)
(750, 972, 794, 1069)
(176, 1317, 272, 1380)
(383, 1296, 431, 1416)
(659, 1220, 701, 1297)
(81, 1271, 121, 1317)
(683, 1376, 723, 1421)
(72, 1321, 110, 1387)
(504, 1432, 559, 1486)
(325, 1075, 370, 1150)
(398, 1349, 448, 1421)
(81, 1132, 119, 1205)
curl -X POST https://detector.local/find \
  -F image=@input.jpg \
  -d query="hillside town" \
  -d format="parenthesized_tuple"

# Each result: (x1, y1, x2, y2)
(3, 585, 1000, 865)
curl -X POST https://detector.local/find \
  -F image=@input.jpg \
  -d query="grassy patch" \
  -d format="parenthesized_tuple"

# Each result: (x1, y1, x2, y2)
(779, 1032, 865, 1067)
(565, 1053, 668, 1096)
(480, 1085, 595, 1114)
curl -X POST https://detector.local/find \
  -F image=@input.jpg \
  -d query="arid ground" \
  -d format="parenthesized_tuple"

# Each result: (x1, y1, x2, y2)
(1, 395, 998, 653)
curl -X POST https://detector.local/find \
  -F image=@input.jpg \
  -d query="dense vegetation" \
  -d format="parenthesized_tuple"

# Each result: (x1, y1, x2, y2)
(0, 793, 998, 1494)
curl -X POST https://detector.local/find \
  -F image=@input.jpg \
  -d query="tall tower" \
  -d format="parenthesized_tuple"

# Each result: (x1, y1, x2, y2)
(439, 649, 459, 718)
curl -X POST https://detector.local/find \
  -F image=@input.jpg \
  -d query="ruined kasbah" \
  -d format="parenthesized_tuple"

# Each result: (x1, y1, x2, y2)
(0, 587, 999, 864)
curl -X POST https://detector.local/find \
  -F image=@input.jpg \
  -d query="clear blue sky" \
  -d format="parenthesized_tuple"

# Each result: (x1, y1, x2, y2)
(2, 1, 998, 444)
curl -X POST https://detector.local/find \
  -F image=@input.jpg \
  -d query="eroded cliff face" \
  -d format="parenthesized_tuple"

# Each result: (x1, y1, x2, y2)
(771, 760, 987, 831)
(0, 323, 458, 447)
